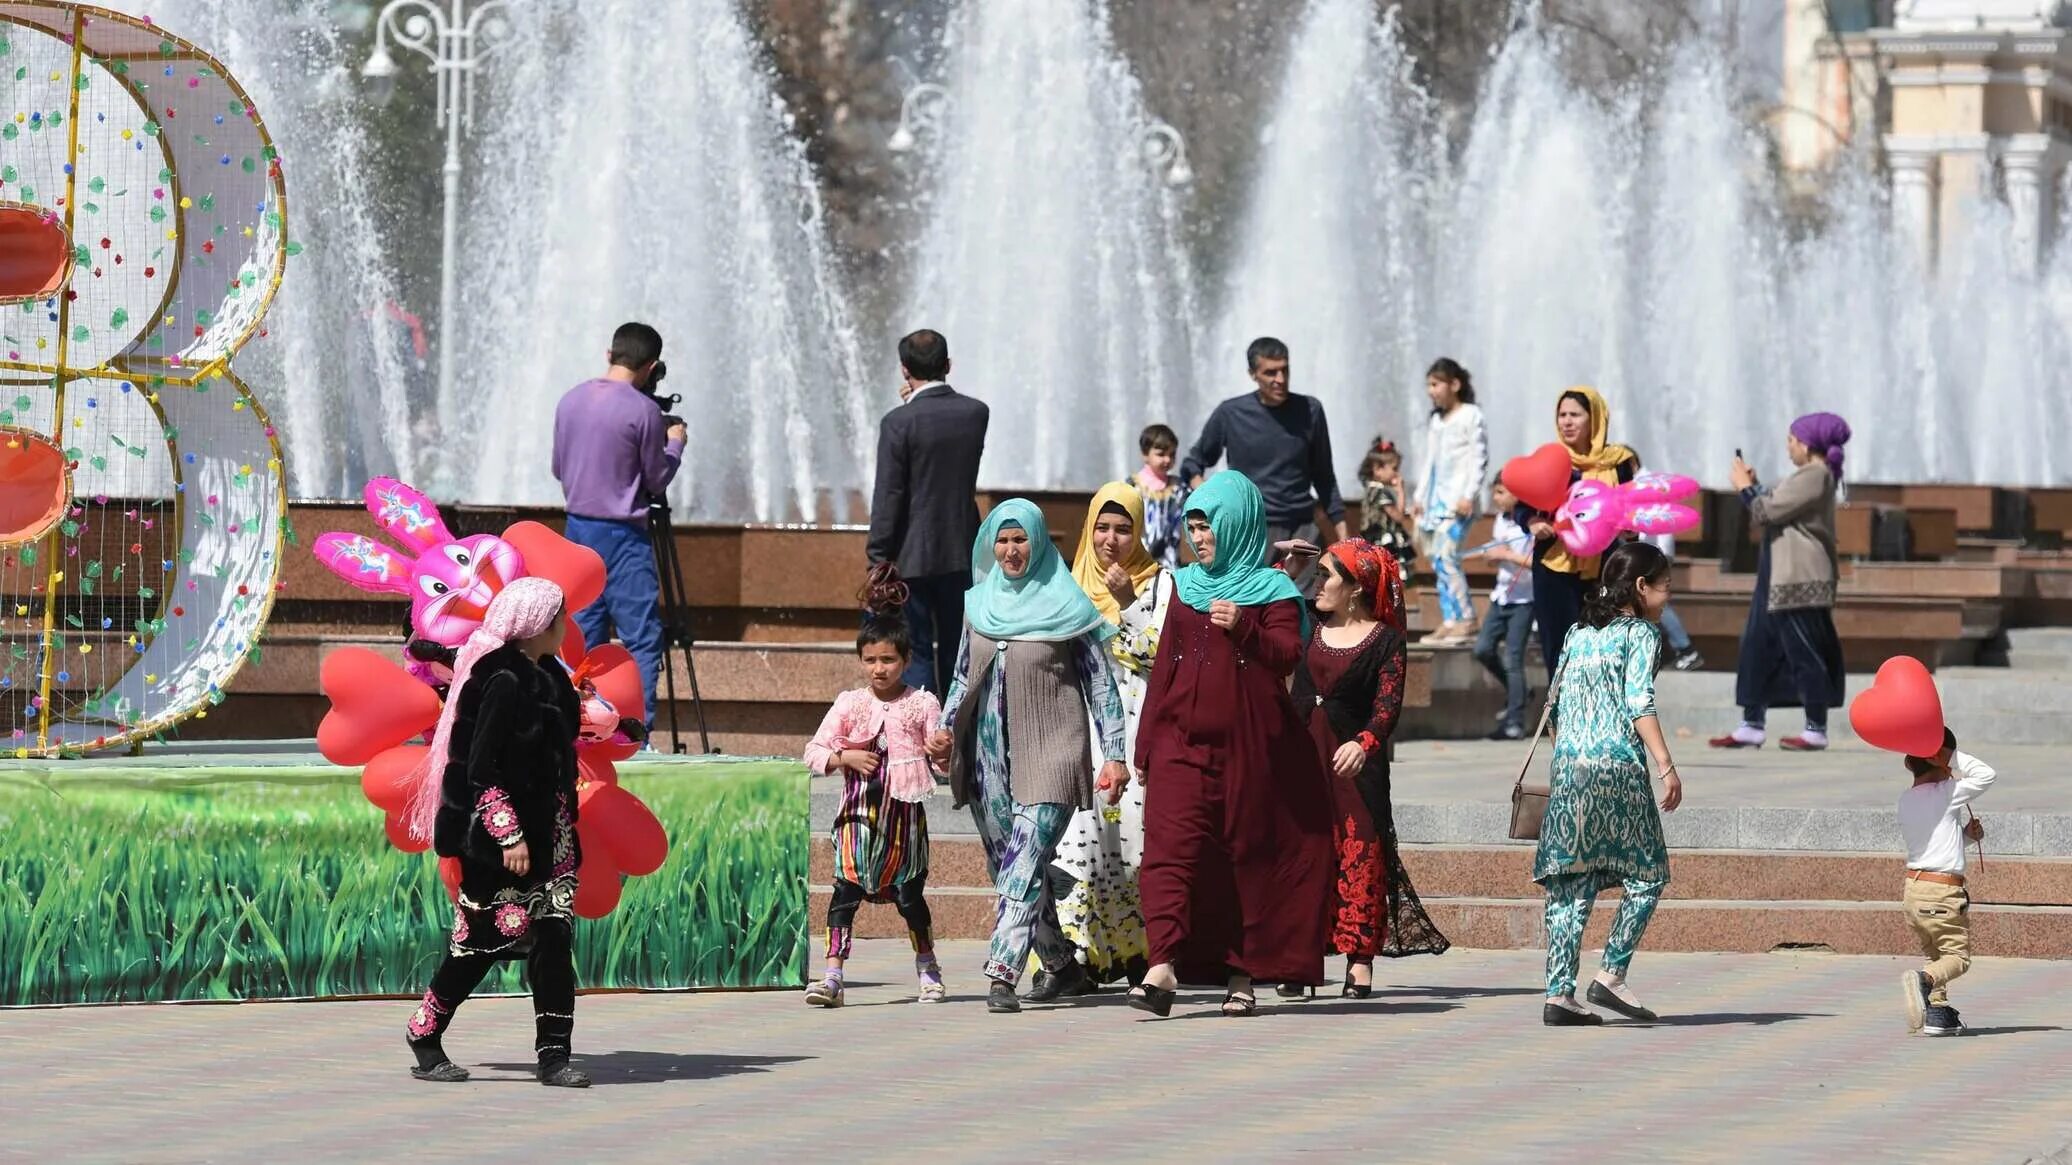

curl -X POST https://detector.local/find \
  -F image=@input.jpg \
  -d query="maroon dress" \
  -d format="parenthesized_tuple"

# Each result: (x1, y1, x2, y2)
(1293, 622, 1449, 961)
(1135, 597, 1335, 985)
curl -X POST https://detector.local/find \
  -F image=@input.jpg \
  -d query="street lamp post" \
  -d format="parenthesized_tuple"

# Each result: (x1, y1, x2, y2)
(362, 0, 514, 409)
(887, 82, 951, 153)
(1139, 121, 1194, 187)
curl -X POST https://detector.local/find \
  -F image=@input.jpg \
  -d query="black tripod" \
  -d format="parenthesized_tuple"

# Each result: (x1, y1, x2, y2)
(646, 494, 715, 753)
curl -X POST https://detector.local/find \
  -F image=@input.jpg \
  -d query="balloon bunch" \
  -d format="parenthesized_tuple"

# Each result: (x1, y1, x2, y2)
(1500, 443, 1703, 557)
(312, 479, 669, 918)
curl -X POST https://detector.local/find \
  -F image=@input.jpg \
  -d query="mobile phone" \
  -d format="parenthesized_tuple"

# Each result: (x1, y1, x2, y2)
(1734, 448, 1744, 460)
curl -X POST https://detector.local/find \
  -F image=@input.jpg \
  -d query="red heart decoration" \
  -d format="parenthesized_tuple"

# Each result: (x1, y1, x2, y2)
(579, 782, 670, 876)
(317, 647, 441, 765)
(504, 520, 606, 612)
(1848, 656, 1944, 756)
(362, 744, 431, 813)
(1502, 442, 1573, 513)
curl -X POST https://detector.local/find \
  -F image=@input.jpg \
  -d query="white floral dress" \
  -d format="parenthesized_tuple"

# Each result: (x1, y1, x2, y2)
(1050, 571, 1171, 983)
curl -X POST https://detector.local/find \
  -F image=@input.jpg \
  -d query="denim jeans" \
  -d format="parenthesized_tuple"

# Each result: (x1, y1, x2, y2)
(1473, 601, 1535, 730)
(563, 514, 663, 728)
(896, 571, 969, 698)
(1658, 604, 1693, 653)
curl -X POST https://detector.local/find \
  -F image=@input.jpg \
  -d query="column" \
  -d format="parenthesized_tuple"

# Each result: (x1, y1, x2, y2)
(2004, 152, 2047, 275)
(1887, 148, 1941, 271)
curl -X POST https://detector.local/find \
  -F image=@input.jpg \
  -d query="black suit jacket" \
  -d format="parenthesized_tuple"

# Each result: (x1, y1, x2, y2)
(867, 383, 989, 580)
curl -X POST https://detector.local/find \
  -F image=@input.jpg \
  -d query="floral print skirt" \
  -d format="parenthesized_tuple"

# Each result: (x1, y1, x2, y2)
(449, 793, 578, 958)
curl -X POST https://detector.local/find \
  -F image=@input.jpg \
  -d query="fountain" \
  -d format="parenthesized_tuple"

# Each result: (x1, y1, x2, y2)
(900, 0, 1204, 491)
(1219, 0, 2072, 489)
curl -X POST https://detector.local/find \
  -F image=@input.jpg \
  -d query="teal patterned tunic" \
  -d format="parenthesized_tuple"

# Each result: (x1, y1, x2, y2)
(1532, 617, 1670, 890)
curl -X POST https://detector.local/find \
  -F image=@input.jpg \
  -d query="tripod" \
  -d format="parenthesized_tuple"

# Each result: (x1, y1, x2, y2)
(646, 494, 715, 754)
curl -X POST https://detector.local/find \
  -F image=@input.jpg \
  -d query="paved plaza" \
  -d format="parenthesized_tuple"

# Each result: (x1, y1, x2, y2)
(7, 939, 2072, 1163)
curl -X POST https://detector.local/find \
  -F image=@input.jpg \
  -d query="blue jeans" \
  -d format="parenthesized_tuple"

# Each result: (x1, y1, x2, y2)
(899, 571, 969, 698)
(563, 514, 663, 728)
(1473, 601, 1535, 730)
(1658, 604, 1693, 653)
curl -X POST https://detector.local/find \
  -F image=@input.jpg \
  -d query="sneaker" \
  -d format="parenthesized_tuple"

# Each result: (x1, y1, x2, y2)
(1672, 649, 1705, 671)
(917, 958, 947, 1004)
(805, 974, 844, 1008)
(986, 979, 1021, 1014)
(1488, 724, 1524, 742)
(1923, 1005, 1966, 1036)
(1903, 970, 1930, 1032)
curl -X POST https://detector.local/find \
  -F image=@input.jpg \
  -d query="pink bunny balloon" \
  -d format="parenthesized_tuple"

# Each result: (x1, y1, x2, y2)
(312, 478, 527, 649)
(1554, 479, 1625, 557)
(1624, 502, 1702, 537)
(1621, 471, 1701, 504)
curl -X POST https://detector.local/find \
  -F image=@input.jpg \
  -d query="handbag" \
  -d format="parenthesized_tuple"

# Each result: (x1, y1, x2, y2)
(1507, 657, 1564, 841)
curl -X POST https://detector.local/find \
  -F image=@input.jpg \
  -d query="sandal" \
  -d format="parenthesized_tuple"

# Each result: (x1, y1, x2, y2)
(1342, 965, 1373, 1000)
(1274, 983, 1314, 1000)
(409, 1059, 470, 1083)
(1128, 982, 1176, 1018)
(1221, 991, 1258, 1017)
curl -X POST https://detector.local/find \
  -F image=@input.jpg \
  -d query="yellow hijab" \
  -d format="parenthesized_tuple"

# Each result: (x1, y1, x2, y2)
(1547, 385, 1635, 577)
(1070, 481, 1164, 624)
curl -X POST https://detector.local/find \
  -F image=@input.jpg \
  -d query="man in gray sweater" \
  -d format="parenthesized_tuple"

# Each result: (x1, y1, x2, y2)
(1181, 336, 1348, 593)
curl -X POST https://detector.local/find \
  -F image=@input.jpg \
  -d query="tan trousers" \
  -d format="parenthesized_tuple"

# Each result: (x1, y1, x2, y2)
(1903, 878, 1971, 1006)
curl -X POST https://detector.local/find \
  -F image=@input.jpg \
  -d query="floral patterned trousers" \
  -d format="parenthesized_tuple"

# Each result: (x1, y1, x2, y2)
(1542, 871, 1665, 998)
(972, 795, 1077, 986)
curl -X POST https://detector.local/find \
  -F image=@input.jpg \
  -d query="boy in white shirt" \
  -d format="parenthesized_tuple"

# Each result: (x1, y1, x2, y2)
(1898, 728, 1993, 1037)
(1470, 478, 1535, 740)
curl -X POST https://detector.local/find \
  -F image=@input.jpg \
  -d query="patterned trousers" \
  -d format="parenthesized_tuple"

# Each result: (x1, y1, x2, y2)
(1423, 515, 1474, 625)
(971, 796, 1077, 986)
(1542, 871, 1665, 997)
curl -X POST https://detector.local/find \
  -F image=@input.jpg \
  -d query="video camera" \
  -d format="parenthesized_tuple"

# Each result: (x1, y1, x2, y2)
(642, 360, 684, 429)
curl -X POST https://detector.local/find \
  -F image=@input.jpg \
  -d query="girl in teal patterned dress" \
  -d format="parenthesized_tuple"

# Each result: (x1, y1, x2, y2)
(1535, 541, 1685, 1026)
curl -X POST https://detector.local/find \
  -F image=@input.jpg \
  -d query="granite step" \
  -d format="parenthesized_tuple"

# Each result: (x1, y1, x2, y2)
(812, 887, 2072, 959)
(2007, 628, 2072, 671)
(810, 837, 2072, 906)
(1652, 667, 2072, 746)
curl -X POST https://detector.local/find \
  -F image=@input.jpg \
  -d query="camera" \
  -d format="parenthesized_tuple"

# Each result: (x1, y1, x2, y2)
(643, 360, 684, 428)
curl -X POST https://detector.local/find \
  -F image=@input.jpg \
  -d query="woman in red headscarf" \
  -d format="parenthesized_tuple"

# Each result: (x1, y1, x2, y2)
(1285, 540, 1449, 999)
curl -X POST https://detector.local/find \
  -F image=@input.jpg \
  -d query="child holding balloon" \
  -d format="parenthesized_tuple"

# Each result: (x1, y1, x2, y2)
(1898, 728, 1994, 1037)
(802, 607, 947, 1008)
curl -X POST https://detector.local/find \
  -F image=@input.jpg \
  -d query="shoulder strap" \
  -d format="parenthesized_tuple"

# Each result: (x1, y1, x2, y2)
(1513, 644, 1569, 791)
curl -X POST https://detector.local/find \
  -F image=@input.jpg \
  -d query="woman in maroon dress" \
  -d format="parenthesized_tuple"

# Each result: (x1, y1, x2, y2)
(1284, 540, 1449, 1001)
(1130, 471, 1335, 1018)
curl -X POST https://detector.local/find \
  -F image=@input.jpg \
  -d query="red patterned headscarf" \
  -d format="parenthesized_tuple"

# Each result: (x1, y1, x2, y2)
(1325, 539, 1404, 629)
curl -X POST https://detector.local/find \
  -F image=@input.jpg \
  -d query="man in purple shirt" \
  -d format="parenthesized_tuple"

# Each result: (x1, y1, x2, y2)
(551, 322, 684, 729)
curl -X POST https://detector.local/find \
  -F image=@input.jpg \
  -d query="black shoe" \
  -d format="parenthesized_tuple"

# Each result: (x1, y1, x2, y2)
(1542, 1002, 1604, 1026)
(1025, 961, 1095, 1003)
(1586, 979, 1658, 1022)
(1342, 965, 1373, 999)
(1488, 724, 1524, 742)
(538, 1059, 591, 1087)
(1128, 982, 1177, 1018)
(1923, 1005, 1967, 1036)
(410, 1060, 470, 1082)
(987, 979, 1022, 1014)
(1673, 649, 1705, 672)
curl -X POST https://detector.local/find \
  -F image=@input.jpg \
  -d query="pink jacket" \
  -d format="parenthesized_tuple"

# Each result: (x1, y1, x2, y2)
(803, 686, 943, 803)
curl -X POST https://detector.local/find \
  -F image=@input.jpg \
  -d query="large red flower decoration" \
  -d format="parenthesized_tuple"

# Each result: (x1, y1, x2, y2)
(316, 525, 668, 918)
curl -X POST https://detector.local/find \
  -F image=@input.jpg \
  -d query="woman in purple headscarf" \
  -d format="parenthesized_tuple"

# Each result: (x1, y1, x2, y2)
(1712, 413, 1850, 752)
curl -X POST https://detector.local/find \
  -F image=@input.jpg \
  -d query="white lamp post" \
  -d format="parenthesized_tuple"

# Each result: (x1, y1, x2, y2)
(362, 0, 515, 409)
(887, 82, 951, 153)
(1140, 121, 1194, 187)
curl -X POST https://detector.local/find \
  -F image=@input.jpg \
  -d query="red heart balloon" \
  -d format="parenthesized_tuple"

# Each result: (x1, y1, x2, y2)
(504, 521, 606, 612)
(437, 856, 462, 902)
(383, 810, 430, 854)
(1502, 442, 1573, 513)
(317, 647, 441, 765)
(1848, 656, 1944, 756)
(573, 855, 624, 919)
(361, 744, 431, 812)
(579, 782, 669, 876)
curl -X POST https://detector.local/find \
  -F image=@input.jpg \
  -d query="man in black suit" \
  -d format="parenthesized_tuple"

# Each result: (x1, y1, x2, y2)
(868, 329, 990, 695)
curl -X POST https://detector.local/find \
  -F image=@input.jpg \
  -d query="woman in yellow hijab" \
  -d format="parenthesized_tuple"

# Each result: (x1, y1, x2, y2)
(1040, 482, 1174, 995)
(1523, 386, 1637, 675)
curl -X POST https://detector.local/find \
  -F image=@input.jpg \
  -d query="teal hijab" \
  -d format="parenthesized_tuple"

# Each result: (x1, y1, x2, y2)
(1174, 472, 1307, 623)
(966, 499, 1115, 643)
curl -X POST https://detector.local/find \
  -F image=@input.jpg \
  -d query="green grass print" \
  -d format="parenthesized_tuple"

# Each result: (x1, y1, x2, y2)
(0, 763, 807, 1005)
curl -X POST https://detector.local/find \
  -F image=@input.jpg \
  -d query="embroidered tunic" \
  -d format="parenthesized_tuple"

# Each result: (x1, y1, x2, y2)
(432, 644, 583, 958)
(1533, 618, 1670, 890)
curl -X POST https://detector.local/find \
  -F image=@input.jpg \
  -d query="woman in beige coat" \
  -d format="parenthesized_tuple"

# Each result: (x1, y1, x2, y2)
(1711, 413, 1851, 752)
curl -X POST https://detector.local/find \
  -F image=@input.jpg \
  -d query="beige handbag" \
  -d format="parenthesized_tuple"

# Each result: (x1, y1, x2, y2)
(1507, 659, 1563, 841)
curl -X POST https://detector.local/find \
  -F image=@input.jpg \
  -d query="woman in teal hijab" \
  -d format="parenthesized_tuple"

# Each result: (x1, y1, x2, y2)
(1129, 472, 1336, 1018)
(925, 499, 1130, 1013)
